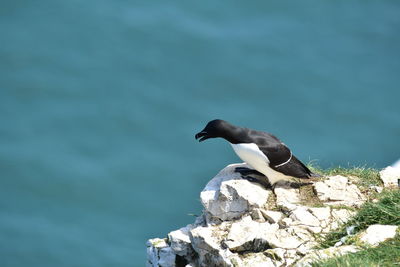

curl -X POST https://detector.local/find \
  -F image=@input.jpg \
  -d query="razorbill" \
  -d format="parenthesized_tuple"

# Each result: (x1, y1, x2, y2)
(195, 119, 319, 186)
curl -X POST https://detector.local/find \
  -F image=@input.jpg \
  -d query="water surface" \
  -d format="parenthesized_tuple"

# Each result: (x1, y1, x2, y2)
(0, 1, 399, 266)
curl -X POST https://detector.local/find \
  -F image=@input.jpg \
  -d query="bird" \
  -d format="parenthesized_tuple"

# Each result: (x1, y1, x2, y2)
(195, 119, 319, 187)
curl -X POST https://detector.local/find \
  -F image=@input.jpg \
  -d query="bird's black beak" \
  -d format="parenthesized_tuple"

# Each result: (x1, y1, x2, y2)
(195, 131, 209, 142)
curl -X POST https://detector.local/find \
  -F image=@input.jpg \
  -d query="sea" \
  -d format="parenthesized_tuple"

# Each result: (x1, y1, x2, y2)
(0, 1, 399, 266)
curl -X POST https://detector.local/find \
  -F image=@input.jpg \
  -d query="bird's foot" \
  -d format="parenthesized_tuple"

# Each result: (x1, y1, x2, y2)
(242, 176, 258, 183)
(242, 175, 273, 189)
(234, 167, 265, 177)
(235, 167, 272, 189)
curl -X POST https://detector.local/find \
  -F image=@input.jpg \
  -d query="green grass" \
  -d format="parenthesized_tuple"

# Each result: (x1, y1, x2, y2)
(318, 189, 400, 248)
(302, 165, 399, 266)
(312, 189, 400, 267)
(311, 235, 400, 267)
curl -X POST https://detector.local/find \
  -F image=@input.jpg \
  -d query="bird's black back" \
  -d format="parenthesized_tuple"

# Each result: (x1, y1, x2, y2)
(236, 128, 313, 179)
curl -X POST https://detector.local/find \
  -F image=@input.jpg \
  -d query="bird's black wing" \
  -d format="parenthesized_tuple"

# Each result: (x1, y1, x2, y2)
(257, 142, 292, 166)
(272, 154, 312, 179)
(252, 131, 312, 179)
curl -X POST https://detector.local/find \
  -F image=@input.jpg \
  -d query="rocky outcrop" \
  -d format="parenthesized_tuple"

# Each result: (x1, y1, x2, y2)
(146, 163, 396, 267)
(313, 175, 365, 207)
(379, 166, 400, 187)
(359, 224, 398, 246)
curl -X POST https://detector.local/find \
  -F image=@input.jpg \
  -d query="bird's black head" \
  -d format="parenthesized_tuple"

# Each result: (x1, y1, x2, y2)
(195, 119, 234, 142)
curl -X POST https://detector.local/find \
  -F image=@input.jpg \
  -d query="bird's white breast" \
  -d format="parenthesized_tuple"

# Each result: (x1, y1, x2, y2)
(230, 143, 293, 184)
(230, 143, 270, 166)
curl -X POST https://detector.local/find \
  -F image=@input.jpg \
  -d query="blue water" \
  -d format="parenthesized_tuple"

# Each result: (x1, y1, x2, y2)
(1, 1, 399, 266)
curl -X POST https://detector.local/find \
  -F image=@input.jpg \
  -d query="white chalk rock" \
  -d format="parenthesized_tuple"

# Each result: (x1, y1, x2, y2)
(200, 163, 270, 221)
(280, 217, 294, 228)
(268, 228, 304, 249)
(287, 226, 315, 244)
(146, 164, 381, 266)
(275, 187, 301, 207)
(168, 225, 193, 256)
(308, 207, 333, 232)
(326, 209, 355, 232)
(290, 207, 321, 227)
(261, 210, 284, 224)
(359, 224, 398, 246)
(189, 225, 222, 254)
(224, 216, 279, 252)
(314, 175, 365, 207)
(330, 209, 355, 224)
(284, 249, 302, 266)
(189, 223, 237, 266)
(250, 208, 266, 222)
(146, 238, 176, 267)
(380, 166, 400, 187)
(239, 253, 277, 267)
(308, 207, 331, 222)
(264, 248, 286, 263)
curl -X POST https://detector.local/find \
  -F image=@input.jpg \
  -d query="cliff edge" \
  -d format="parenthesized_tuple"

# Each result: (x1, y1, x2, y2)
(146, 163, 399, 267)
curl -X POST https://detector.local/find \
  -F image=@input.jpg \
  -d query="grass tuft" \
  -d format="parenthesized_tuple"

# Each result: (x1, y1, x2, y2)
(312, 188, 400, 267)
(300, 165, 399, 266)
(311, 235, 400, 267)
(318, 189, 400, 248)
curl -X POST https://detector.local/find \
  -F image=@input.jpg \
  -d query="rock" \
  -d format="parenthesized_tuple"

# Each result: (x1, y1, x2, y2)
(284, 249, 301, 266)
(359, 224, 398, 246)
(308, 207, 332, 232)
(200, 163, 271, 221)
(224, 216, 259, 252)
(146, 164, 388, 267)
(250, 208, 266, 222)
(146, 238, 176, 267)
(280, 217, 294, 227)
(275, 187, 301, 206)
(268, 228, 304, 249)
(189, 225, 222, 255)
(189, 224, 235, 267)
(379, 166, 400, 187)
(288, 207, 326, 234)
(224, 216, 279, 252)
(295, 245, 360, 267)
(264, 247, 286, 262)
(314, 175, 365, 207)
(287, 226, 315, 244)
(325, 209, 355, 231)
(369, 185, 383, 193)
(264, 248, 301, 266)
(261, 210, 284, 224)
(330, 209, 355, 225)
(308, 207, 331, 222)
(290, 207, 321, 227)
(239, 253, 277, 267)
(168, 225, 193, 256)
